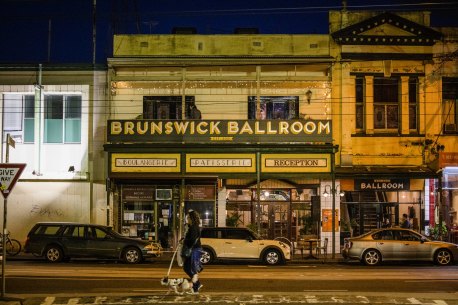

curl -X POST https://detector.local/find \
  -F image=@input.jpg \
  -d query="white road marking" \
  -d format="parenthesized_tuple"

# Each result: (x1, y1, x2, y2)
(40, 297, 55, 305)
(303, 289, 348, 292)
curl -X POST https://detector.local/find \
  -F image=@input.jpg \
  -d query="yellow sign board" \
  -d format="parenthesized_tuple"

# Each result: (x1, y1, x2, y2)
(186, 154, 256, 173)
(261, 154, 330, 173)
(111, 153, 181, 173)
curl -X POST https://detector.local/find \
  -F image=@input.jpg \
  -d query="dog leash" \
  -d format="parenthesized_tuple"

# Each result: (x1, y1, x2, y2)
(166, 244, 179, 278)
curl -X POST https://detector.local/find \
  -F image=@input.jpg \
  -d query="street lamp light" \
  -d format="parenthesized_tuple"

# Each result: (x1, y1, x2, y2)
(323, 185, 344, 197)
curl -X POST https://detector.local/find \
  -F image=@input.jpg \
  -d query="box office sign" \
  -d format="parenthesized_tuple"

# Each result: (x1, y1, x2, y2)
(122, 186, 154, 201)
(262, 154, 331, 173)
(186, 185, 215, 201)
(186, 154, 256, 173)
(111, 153, 180, 173)
(355, 179, 410, 191)
(107, 119, 332, 143)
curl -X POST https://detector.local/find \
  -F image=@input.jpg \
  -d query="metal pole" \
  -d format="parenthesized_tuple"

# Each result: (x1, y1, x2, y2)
(1, 135, 10, 296)
(331, 153, 336, 259)
(256, 152, 261, 235)
(1, 199, 6, 297)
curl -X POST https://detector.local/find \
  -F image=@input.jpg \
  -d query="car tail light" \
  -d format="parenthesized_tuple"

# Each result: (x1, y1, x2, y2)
(344, 238, 352, 249)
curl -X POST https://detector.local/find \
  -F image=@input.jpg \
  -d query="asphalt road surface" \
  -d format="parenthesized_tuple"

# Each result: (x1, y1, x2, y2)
(2, 260, 458, 304)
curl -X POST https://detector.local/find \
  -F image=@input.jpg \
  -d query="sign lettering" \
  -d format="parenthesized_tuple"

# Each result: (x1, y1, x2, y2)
(0, 163, 26, 198)
(107, 119, 332, 143)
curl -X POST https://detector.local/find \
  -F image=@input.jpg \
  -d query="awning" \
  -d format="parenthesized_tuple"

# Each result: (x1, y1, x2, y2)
(335, 166, 439, 179)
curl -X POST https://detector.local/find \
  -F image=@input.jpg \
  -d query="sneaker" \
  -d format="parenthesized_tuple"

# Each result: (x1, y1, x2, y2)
(197, 284, 203, 291)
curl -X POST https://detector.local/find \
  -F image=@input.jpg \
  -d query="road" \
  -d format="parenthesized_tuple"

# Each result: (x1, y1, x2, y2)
(2, 260, 458, 304)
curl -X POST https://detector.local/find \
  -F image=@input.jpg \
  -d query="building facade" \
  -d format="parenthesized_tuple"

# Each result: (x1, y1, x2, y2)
(1, 9, 457, 255)
(0, 65, 108, 242)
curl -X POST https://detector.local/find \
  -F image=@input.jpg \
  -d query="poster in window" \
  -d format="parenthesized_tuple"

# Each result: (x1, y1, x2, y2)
(374, 105, 385, 129)
(386, 105, 399, 129)
(273, 102, 287, 119)
(157, 104, 170, 119)
(356, 105, 363, 129)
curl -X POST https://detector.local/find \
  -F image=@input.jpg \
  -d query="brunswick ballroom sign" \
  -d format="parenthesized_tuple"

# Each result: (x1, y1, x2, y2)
(107, 119, 332, 144)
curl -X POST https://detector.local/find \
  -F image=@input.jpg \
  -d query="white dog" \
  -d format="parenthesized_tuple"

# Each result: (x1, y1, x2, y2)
(160, 276, 193, 295)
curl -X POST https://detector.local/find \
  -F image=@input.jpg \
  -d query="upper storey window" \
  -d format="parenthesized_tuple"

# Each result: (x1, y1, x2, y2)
(373, 77, 399, 130)
(3, 93, 82, 144)
(143, 96, 199, 119)
(248, 96, 299, 120)
(442, 78, 458, 134)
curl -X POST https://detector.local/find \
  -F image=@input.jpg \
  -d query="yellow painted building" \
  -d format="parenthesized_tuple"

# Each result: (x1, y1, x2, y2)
(105, 9, 458, 254)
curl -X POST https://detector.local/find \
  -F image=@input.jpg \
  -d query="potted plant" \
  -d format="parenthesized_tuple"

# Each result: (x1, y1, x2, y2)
(429, 221, 448, 241)
(226, 212, 242, 227)
(299, 215, 314, 237)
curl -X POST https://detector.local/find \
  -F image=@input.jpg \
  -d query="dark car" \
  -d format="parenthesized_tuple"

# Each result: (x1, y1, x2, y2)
(342, 228, 458, 266)
(199, 227, 291, 265)
(24, 222, 162, 264)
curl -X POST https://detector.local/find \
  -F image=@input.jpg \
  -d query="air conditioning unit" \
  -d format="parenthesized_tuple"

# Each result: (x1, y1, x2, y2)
(444, 124, 457, 133)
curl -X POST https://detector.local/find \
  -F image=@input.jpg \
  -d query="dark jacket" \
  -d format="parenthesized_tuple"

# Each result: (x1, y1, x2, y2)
(184, 223, 201, 249)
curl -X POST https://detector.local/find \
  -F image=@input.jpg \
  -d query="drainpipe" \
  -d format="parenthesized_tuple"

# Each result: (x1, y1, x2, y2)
(34, 64, 43, 176)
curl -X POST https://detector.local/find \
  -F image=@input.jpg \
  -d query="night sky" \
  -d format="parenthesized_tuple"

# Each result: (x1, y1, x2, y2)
(0, 0, 457, 64)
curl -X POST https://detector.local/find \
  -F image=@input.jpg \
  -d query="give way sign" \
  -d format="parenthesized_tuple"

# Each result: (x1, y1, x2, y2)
(0, 164, 26, 199)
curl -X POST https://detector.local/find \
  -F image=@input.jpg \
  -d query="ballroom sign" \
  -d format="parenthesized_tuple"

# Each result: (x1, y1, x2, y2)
(355, 179, 410, 191)
(107, 119, 332, 143)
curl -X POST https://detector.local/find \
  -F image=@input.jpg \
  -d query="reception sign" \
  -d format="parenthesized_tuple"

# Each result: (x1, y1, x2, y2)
(261, 154, 331, 173)
(111, 153, 180, 173)
(107, 119, 332, 143)
(186, 154, 256, 173)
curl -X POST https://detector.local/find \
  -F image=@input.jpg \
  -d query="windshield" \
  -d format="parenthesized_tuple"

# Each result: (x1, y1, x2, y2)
(106, 227, 124, 238)
(246, 228, 262, 240)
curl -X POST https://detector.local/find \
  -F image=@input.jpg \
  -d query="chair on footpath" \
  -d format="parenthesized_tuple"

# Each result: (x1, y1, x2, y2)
(315, 238, 328, 263)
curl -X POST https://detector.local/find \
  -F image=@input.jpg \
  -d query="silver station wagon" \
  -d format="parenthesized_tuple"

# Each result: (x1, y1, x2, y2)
(342, 228, 458, 266)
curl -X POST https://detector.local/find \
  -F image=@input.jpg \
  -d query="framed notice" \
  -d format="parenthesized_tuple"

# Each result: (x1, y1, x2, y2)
(322, 209, 339, 232)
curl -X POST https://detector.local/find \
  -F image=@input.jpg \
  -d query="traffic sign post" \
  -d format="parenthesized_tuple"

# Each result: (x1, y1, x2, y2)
(0, 163, 26, 299)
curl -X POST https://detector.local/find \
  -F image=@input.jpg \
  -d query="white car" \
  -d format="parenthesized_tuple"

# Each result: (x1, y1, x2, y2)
(199, 227, 291, 265)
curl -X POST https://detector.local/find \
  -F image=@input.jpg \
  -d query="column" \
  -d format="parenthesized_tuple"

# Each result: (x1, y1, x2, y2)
(365, 76, 374, 134)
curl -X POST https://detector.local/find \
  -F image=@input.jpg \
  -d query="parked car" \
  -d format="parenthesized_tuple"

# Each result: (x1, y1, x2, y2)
(24, 222, 162, 264)
(342, 227, 458, 266)
(199, 227, 291, 265)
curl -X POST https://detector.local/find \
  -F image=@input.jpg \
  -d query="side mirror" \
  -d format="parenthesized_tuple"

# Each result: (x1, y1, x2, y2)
(420, 237, 427, 243)
(246, 236, 253, 242)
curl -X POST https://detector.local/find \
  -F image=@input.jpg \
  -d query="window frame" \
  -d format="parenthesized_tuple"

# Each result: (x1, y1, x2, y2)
(44, 94, 82, 144)
(442, 77, 458, 134)
(373, 77, 400, 132)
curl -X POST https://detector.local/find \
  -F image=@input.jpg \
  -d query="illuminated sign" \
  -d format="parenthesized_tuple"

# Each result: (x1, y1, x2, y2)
(186, 154, 256, 173)
(107, 119, 332, 143)
(111, 153, 180, 173)
(355, 179, 410, 190)
(261, 154, 331, 173)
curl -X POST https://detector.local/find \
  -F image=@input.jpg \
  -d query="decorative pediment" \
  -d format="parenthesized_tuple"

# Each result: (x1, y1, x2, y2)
(332, 12, 442, 46)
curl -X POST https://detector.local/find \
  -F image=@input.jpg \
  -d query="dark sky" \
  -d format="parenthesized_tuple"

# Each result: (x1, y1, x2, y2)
(0, 0, 457, 64)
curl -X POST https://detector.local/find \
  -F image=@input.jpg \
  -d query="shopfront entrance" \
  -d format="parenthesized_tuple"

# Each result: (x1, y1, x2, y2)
(226, 186, 319, 242)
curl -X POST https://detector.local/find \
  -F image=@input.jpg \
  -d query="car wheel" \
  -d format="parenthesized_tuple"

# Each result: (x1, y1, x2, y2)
(362, 249, 381, 266)
(200, 247, 214, 264)
(434, 249, 452, 266)
(263, 249, 281, 265)
(45, 245, 63, 263)
(122, 247, 142, 264)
